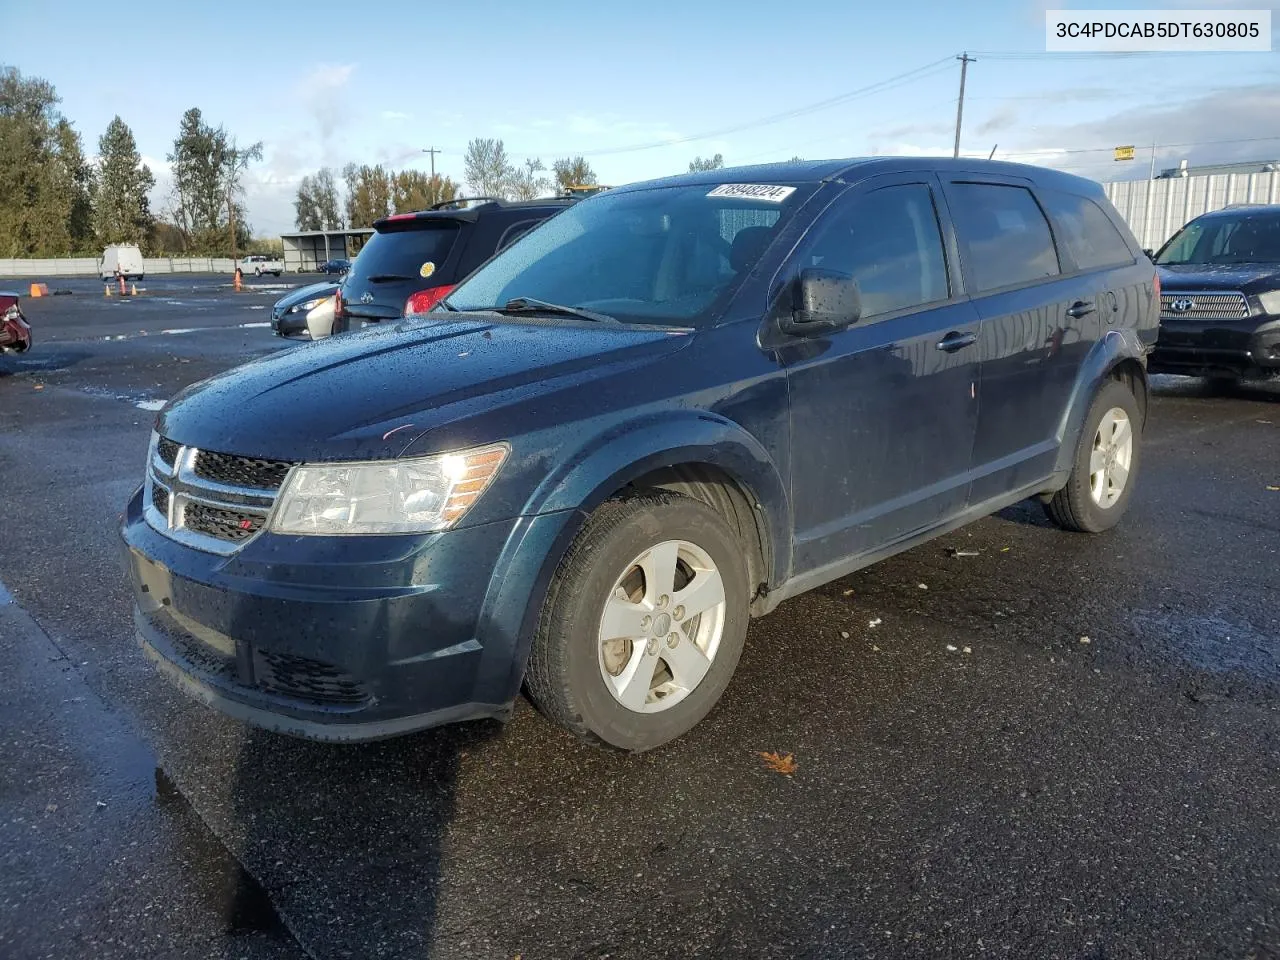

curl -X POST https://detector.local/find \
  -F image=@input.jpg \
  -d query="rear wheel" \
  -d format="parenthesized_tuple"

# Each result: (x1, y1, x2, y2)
(525, 492, 750, 751)
(1045, 378, 1142, 533)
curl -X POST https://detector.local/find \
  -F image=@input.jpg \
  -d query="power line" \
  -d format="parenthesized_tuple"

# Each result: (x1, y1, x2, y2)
(563, 57, 956, 157)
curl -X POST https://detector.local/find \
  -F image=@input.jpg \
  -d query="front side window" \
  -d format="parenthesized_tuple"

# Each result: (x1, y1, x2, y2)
(445, 182, 815, 327)
(948, 183, 1061, 293)
(795, 183, 949, 319)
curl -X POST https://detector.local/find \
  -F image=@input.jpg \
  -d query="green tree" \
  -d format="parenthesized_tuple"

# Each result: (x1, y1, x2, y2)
(293, 174, 321, 231)
(0, 67, 94, 255)
(508, 158, 549, 201)
(463, 138, 514, 197)
(166, 107, 260, 254)
(552, 156, 597, 194)
(343, 163, 392, 227)
(688, 153, 725, 173)
(93, 115, 154, 247)
(391, 169, 458, 213)
(312, 167, 342, 228)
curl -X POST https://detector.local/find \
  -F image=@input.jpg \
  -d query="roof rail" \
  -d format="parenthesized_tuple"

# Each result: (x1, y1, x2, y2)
(430, 196, 504, 210)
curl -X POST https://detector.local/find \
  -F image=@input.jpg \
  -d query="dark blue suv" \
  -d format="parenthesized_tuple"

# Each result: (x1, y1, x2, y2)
(122, 159, 1159, 751)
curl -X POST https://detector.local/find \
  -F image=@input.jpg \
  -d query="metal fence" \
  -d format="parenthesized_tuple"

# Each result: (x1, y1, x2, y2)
(0, 257, 243, 278)
(1104, 172, 1280, 251)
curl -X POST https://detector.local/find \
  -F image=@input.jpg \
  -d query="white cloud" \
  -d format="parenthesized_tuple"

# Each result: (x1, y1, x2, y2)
(381, 110, 411, 122)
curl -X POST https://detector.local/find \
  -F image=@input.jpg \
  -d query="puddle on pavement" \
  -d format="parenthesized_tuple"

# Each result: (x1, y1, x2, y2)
(1133, 609, 1279, 680)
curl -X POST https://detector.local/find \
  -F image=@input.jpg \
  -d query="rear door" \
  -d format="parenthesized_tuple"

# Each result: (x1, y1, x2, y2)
(942, 177, 1094, 503)
(782, 174, 982, 573)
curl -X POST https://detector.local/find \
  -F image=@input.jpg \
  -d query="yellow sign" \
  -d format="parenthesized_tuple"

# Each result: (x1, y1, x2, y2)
(1114, 145, 1136, 162)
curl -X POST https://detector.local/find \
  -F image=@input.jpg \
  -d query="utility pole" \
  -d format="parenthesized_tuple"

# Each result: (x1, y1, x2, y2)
(422, 146, 440, 180)
(1149, 142, 1158, 180)
(953, 53, 975, 159)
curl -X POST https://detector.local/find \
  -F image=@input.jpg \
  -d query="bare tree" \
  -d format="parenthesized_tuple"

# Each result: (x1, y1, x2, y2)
(464, 138, 514, 197)
(508, 158, 549, 201)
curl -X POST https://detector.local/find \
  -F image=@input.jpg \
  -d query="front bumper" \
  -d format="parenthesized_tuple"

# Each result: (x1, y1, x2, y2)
(270, 308, 310, 340)
(0, 315, 31, 353)
(121, 486, 572, 741)
(1149, 313, 1280, 377)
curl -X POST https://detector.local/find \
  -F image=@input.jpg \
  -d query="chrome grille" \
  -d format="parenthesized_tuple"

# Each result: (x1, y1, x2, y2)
(1160, 291, 1249, 320)
(194, 450, 294, 490)
(145, 434, 289, 555)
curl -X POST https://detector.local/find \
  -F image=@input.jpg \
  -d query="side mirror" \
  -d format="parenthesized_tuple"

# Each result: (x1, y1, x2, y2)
(778, 268, 861, 336)
(1142, 248, 1155, 259)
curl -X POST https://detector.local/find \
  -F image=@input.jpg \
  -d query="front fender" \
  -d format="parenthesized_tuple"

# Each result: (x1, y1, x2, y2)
(525, 411, 791, 586)
(1052, 327, 1149, 477)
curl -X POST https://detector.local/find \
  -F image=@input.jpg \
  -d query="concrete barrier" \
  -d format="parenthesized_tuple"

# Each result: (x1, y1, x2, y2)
(0, 257, 246, 278)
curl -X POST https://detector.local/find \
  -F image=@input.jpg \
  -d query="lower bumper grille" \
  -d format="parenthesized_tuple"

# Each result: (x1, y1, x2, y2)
(254, 650, 370, 705)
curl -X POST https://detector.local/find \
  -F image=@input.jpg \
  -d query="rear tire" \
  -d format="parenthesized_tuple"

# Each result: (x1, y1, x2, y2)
(1044, 378, 1142, 533)
(525, 492, 750, 752)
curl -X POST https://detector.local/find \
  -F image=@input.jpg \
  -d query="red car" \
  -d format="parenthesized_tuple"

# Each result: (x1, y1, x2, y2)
(0, 290, 32, 353)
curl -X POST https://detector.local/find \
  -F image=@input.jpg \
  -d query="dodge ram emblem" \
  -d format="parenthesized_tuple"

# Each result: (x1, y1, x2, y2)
(1170, 298, 1196, 313)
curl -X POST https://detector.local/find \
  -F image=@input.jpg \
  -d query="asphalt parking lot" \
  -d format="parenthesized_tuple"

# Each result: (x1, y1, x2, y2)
(1, 277, 1278, 960)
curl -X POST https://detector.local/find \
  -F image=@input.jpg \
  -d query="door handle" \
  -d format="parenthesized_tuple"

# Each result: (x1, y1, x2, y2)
(936, 331, 978, 352)
(1066, 300, 1096, 319)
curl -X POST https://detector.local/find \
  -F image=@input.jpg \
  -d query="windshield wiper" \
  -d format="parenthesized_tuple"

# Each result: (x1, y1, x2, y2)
(366, 273, 414, 283)
(498, 297, 619, 325)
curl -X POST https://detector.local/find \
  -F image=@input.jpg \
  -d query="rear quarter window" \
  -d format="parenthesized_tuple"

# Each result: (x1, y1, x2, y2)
(1041, 190, 1135, 271)
(947, 182, 1061, 293)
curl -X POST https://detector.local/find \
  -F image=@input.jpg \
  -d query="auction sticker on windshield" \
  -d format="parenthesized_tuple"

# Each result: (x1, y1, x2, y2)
(707, 184, 797, 202)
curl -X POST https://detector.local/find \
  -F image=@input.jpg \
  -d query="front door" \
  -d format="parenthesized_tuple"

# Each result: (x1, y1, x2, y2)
(781, 175, 981, 575)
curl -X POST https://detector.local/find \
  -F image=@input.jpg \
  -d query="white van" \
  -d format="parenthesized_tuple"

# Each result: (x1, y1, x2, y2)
(101, 244, 145, 281)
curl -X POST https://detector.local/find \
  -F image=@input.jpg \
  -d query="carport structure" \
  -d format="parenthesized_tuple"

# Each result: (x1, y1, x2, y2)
(280, 228, 374, 273)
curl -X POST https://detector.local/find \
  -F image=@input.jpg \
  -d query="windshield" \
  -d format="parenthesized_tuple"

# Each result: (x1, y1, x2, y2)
(1156, 212, 1280, 265)
(444, 182, 816, 327)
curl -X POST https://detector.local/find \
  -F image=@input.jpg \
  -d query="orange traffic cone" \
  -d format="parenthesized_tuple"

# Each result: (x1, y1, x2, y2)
(118, 274, 126, 296)
(130, 283, 138, 296)
(104, 283, 112, 297)
(234, 268, 243, 293)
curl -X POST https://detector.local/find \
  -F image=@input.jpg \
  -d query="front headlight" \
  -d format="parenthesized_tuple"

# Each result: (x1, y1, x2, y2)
(269, 443, 508, 535)
(290, 297, 328, 314)
(1257, 290, 1280, 315)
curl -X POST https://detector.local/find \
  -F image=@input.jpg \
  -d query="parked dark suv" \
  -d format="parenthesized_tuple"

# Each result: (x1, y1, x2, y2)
(122, 159, 1158, 751)
(1151, 204, 1280, 381)
(335, 197, 573, 332)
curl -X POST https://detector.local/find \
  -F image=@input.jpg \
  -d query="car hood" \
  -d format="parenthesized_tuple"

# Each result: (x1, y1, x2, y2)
(272, 281, 339, 313)
(159, 315, 693, 460)
(1158, 262, 1280, 294)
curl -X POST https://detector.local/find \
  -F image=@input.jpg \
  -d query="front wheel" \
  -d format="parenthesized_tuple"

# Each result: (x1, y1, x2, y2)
(1044, 378, 1142, 533)
(254, 268, 262, 277)
(525, 492, 750, 751)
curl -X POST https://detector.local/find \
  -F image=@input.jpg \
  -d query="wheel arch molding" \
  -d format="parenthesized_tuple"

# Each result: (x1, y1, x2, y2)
(1052, 328, 1150, 478)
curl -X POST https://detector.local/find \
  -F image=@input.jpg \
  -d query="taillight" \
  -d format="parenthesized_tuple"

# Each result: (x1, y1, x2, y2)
(1153, 271, 1160, 301)
(334, 289, 344, 319)
(405, 284, 456, 315)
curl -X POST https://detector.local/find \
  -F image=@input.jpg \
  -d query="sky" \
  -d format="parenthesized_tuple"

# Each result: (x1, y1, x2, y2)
(4, 0, 1278, 236)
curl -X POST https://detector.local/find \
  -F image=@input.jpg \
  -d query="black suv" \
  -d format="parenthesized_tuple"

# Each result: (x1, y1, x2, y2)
(123, 159, 1157, 752)
(1152, 204, 1280, 380)
(335, 197, 573, 331)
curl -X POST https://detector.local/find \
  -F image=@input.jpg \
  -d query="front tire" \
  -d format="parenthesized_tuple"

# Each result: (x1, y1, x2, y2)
(1045, 378, 1142, 533)
(525, 492, 750, 752)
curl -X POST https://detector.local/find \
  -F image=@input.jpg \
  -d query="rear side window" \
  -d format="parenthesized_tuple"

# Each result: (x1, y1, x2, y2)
(1042, 191, 1134, 271)
(345, 223, 460, 284)
(948, 183, 1060, 293)
(798, 183, 949, 319)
